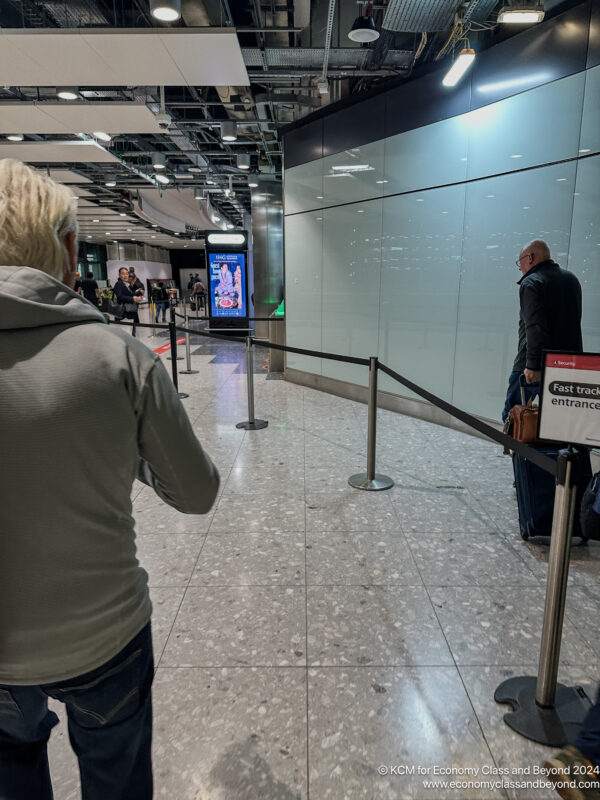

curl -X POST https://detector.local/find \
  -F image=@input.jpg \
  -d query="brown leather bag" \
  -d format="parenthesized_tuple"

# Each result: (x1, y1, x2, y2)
(502, 379, 540, 453)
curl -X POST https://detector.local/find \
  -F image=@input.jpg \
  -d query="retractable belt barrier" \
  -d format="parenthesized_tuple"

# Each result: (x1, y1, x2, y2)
(111, 314, 589, 743)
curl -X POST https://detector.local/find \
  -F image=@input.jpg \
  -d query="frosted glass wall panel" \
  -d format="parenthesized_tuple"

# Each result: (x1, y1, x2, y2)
(568, 155, 600, 353)
(383, 116, 468, 196)
(320, 140, 385, 208)
(320, 200, 383, 387)
(579, 65, 600, 155)
(284, 161, 324, 215)
(464, 72, 585, 181)
(378, 185, 465, 401)
(453, 162, 577, 420)
(285, 212, 323, 374)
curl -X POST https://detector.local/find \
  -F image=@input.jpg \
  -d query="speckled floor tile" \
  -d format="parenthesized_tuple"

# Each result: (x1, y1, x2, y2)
(307, 666, 502, 799)
(390, 487, 496, 533)
(565, 583, 600, 658)
(459, 665, 599, 800)
(190, 531, 305, 585)
(151, 587, 187, 662)
(307, 585, 453, 666)
(305, 489, 400, 533)
(224, 465, 305, 497)
(507, 538, 600, 588)
(429, 586, 596, 666)
(133, 497, 215, 535)
(209, 493, 306, 533)
(306, 531, 420, 585)
(153, 667, 307, 800)
(135, 533, 206, 587)
(406, 531, 539, 587)
(161, 585, 306, 667)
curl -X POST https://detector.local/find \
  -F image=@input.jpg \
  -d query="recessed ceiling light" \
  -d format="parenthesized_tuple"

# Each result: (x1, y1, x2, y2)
(442, 49, 475, 88)
(376, 179, 389, 184)
(87, 235, 92, 238)
(6, 134, 24, 141)
(152, 153, 166, 170)
(93, 131, 112, 142)
(57, 87, 79, 100)
(150, 0, 181, 21)
(155, 173, 170, 184)
(207, 178, 216, 185)
(220, 121, 237, 142)
(105, 231, 111, 235)
(152, 224, 158, 228)
(93, 219, 100, 223)
(104, 175, 117, 187)
(187, 166, 203, 173)
(510, 154, 523, 159)
(580, 148, 591, 154)
(237, 154, 251, 170)
(151, 235, 156, 238)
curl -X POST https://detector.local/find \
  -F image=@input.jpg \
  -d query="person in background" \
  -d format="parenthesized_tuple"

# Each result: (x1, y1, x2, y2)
(191, 276, 206, 310)
(114, 266, 141, 333)
(152, 280, 169, 323)
(81, 270, 99, 306)
(502, 239, 583, 421)
(73, 271, 82, 294)
(0, 158, 220, 800)
(186, 273, 195, 296)
(128, 267, 145, 300)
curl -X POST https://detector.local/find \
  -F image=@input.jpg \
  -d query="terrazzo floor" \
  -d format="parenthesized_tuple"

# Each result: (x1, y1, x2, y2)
(46, 317, 600, 800)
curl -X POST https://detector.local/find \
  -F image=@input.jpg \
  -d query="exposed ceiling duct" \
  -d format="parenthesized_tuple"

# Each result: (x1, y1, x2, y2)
(381, 0, 461, 33)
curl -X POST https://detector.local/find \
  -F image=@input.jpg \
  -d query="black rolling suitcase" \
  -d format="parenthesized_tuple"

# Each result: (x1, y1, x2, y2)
(513, 447, 592, 541)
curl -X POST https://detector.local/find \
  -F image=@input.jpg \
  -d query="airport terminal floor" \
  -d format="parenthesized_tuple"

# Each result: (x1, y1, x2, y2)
(46, 317, 600, 800)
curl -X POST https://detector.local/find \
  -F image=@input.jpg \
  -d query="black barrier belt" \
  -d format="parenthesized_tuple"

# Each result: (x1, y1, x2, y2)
(378, 362, 557, 477)
(252, 337, 370, 367)
(111, 321, 166, 330)
(174, 324, 247, 344)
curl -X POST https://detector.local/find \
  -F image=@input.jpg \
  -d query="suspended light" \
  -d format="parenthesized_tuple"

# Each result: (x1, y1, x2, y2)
(220, 120, 237, 142)
(149, 0, 181, 22)
(93, 131, 112, 142)
(348, 15, 379, 43)
(497, 3, 544, 23)
(442, 48, 476, 87)
(152, 152, 167, 170)
(104, 174, 117, 187)
(155, 172, 170, 184)
(6, 134, 24, 141)
(57, 87, 79, 100)
(194, 188, 204, 200)
(248, 174, 259, 188)
(237, 153, 251, 170)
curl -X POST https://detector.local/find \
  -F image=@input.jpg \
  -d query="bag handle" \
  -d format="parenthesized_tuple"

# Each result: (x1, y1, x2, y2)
(520, 372, 539, 406)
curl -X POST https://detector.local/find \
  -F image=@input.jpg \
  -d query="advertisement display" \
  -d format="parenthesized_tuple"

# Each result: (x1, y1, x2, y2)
(538, 352, 600, 447)
(208, 252, 246, 318)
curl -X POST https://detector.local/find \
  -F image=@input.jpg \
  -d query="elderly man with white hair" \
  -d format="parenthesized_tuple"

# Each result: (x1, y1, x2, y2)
(0, 159, 219, 800)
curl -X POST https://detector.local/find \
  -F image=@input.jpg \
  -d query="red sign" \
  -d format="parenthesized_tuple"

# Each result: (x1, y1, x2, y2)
(545, 353, 600, 371)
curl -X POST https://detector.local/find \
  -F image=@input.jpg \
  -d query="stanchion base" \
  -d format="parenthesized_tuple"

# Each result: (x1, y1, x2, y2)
(178, 392, 189, 400)
(236, 420, 268, 430)
(348, 473, 394, 491)
(180, 370, 199, 375)
(494, 676, 592, 747)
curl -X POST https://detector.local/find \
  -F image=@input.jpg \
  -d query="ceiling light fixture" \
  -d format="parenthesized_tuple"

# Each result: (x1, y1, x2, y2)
(152, 153, 167, 170)
(442, 48, 476, 87)
(220, 120, 237, 142)
(497, 3, 545, 24)
(348, 7, 380, 43)
(93, 131, 112, 142)
(57, 87, 79, 101)
(149, 0, 181, 22)
(155, 173, 170, 184)
(248, 175, 259, 188)
(6, 134, 24, 141)
(104, 175, 117, 187)
(237, 154, 251, 170)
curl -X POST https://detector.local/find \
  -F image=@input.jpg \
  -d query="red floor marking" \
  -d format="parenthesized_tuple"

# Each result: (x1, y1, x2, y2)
(153, 337, 186, 355)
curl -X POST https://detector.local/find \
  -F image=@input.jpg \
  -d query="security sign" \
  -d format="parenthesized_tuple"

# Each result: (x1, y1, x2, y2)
(539, 352, 600, 446)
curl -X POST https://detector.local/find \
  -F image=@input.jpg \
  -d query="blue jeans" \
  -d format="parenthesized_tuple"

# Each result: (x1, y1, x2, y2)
(502, 370, 540, 422)
(576, 686, 600, 766)
(0, 623, 153, 800)
(154, 302, 168, 323)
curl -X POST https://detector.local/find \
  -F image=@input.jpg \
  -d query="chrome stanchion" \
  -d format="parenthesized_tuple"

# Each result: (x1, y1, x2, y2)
(167, 299, 183, 360)
(236, 337, 268, 431)
(349, 356, 393, 491)
(180, 310, 199, 376)
(494, 448, 592, 746)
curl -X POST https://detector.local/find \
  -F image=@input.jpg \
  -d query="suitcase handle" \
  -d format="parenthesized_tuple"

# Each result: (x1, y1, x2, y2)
(520, 372, 539, 405)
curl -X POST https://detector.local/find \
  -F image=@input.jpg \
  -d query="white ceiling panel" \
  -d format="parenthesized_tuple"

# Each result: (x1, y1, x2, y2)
(0, 29, 248, 87)
(0, 103, 165, 135)
(0, 141, 119, 163)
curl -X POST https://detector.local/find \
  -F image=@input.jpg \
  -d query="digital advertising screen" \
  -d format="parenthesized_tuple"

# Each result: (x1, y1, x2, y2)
(208, 252, 246, 318)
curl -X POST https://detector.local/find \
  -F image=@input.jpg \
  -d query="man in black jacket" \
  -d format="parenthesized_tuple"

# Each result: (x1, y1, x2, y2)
(503, 239, 583, 420)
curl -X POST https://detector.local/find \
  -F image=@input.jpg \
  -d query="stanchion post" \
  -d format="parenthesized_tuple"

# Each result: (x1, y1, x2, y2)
(167, 302, 188, 399)
(348, 357, 393, 491)
(167, 298, 183, 361)
(180, 309, 199, 376)
(236, 337, 268, 431)
(494, 448, 592, 746)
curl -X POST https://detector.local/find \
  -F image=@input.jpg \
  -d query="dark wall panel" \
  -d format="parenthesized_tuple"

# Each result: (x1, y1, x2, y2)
(283, 120, 323, 169)
(589, 0, 600, 68)
(384, 70, 471, 139)
(470, 1, 591, 109)
(322, 93, 386, 157)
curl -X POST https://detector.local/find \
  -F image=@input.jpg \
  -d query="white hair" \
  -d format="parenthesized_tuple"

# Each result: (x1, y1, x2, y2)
(0, 159, 78, 280)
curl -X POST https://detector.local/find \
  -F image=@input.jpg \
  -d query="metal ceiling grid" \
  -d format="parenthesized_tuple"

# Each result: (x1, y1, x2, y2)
(382, 0, 461, 32)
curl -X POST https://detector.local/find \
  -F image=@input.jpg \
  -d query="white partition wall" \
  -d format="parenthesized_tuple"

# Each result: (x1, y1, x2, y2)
(284, 60, 600, 422)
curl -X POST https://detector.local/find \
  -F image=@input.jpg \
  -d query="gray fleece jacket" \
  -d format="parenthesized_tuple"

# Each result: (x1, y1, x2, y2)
(0, 266, 219, 684)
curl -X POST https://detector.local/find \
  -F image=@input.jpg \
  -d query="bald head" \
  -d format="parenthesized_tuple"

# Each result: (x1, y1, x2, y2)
(518, 239, 551, 275)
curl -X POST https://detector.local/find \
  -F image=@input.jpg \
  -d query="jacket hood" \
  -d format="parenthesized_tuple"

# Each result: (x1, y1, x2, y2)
(0, 266, 107, 330)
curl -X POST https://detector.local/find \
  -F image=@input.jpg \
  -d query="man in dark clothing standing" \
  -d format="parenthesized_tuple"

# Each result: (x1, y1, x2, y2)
(502, 239, 583, 420)
(81, 271, 99, 306)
